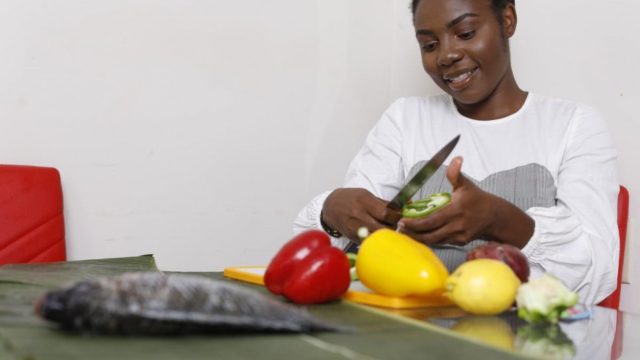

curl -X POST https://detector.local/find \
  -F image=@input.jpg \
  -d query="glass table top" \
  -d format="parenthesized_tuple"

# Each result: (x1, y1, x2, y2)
(384, 305, 637, 360)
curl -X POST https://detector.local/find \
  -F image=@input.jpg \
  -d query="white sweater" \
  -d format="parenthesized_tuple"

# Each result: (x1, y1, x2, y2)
(294, 93, 619, 304)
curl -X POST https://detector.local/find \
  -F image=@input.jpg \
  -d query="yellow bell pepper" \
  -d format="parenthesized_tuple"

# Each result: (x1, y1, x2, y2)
(356, 228, 449, 297)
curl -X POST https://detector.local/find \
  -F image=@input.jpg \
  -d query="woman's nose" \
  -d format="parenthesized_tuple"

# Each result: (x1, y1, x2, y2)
(437, 40, 463, 67)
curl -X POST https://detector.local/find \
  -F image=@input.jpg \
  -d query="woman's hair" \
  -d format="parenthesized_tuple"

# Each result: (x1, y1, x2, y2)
(410, 0, 515, 20)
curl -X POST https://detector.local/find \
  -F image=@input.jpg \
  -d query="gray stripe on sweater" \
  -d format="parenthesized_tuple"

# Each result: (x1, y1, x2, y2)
(406, 162, 556, 272)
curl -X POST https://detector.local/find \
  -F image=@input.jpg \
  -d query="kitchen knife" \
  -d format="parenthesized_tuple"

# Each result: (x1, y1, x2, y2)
(343, 134, 460, 254)
(386, 134, 460, 211)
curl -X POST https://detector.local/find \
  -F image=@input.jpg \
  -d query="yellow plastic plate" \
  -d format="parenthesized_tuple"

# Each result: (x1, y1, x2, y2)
(223, 266, 453, 309)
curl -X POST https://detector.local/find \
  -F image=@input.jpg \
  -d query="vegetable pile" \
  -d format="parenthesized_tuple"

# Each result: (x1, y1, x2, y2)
(264, 191, 581, 322)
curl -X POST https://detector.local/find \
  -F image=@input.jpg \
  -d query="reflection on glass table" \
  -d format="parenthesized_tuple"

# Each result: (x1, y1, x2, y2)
(385, 305, 619, 360)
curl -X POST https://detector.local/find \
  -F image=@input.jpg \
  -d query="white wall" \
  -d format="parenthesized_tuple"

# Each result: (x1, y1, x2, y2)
(1, 1, 638, 312)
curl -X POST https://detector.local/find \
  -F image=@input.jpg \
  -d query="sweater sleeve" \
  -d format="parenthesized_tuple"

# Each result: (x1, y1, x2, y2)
(522, 106, 619, 304)
(292, 99, 407, 249)
(291, 190, 350, 249)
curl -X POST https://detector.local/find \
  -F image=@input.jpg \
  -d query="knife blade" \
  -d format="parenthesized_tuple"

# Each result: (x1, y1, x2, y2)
(386, 134, 460, 211)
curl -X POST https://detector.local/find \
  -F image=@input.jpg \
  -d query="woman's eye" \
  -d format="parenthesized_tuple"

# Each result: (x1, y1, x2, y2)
(421, 41, 438, 52)
(458, 30, 475, 40)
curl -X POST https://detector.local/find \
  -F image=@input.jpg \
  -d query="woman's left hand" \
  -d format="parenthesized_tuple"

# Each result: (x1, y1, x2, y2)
(398, 156, 532, 248)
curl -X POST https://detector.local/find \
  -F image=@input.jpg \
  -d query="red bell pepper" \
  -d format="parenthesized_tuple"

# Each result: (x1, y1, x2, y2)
(264, 230, 351, 304)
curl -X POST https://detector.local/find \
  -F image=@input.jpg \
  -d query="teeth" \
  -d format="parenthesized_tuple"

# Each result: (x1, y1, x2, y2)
(451, 72, 469, 82)
(445, 70, 473, 83)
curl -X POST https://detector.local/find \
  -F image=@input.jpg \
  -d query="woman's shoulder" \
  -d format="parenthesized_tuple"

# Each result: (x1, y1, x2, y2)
(528, 93, 601, 117)
(383, 94, 452, 120)
(389, 94, 451, 109)
(379, 94, 455, 132)
(527, 93, 609, 135)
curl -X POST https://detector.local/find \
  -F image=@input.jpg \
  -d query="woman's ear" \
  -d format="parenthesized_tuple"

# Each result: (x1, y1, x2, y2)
(502, 4, 517, 38)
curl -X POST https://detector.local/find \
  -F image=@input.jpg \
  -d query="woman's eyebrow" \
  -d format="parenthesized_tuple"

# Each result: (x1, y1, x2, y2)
(415, 13, 479, 36)
(446, 13, 479, 29)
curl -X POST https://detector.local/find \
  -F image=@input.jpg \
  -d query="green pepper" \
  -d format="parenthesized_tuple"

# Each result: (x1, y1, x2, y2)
(347, 253, 358, 281)
(402, 192, 451, 218)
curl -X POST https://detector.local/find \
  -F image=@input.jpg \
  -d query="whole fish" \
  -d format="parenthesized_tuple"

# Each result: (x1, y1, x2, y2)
(35, 272, 346, 335)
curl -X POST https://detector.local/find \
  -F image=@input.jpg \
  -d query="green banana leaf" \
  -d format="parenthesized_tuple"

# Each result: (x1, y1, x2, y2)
(0, 255, 529, 360)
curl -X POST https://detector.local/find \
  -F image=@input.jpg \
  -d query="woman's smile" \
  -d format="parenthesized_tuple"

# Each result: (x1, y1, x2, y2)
(443, 67, 478, 91)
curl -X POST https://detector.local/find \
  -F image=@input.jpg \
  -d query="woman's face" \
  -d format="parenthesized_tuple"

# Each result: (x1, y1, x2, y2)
(414, 0, 516, 106)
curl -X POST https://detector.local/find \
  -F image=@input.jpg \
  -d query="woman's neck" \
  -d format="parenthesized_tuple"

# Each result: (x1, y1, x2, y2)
(454, 70, 527, 121)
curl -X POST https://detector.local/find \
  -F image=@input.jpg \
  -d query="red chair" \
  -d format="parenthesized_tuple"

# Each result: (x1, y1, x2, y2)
(0, 165, 66, 264)
(599, 185, 629, 310)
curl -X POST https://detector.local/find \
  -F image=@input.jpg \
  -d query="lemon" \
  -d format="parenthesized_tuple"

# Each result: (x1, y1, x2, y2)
(445, 259, 521, 315)
(452, 316, 515, 351)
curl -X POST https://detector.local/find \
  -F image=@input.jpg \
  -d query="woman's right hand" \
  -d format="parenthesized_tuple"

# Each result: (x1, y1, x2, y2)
(321, 188, 402, 243)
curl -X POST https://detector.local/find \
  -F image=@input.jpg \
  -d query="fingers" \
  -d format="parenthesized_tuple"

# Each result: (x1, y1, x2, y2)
(376, 206, 403, 227)
(398, 209, 447, 233)
(398, 207, 450, 243)
(399, 217, 467, 246)
(446, 156, 464, 189)
(336, 190, 401, 242)
(360, 192, 402, 227)
(344, 213, 393, 243)
(399, 224, 444, 245)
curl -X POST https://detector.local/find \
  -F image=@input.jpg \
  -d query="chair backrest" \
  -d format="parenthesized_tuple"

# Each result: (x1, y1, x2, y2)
(599, 185, 629, 310)
(0, 165, 66, 265)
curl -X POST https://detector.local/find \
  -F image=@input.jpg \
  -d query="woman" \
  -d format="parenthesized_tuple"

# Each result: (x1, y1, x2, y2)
(294, 0, 619, 304)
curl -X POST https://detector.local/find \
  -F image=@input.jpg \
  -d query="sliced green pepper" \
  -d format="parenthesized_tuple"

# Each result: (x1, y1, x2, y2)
(402, 192, 451, 218)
